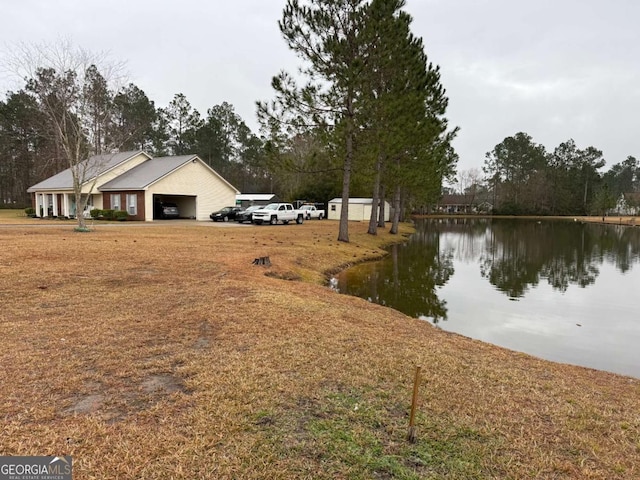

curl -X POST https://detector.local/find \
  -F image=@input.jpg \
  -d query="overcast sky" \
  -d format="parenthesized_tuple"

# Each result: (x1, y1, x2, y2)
(1, 0, 639, 174)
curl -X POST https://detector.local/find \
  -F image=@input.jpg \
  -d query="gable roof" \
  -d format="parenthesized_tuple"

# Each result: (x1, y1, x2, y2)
(99, 155, 195, 190)
(440, 194, 470, 205)
(27, 151, 148, 192)
(98, 155, 240, 193)
(27, 151, 240, 195)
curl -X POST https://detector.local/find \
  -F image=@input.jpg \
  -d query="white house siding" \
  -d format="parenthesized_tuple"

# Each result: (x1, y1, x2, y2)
(145, 160, 237, 221)
(80, 152, 150, 194)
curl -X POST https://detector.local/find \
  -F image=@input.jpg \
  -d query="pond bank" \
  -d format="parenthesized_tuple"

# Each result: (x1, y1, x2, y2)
(1, 221, 638, 479)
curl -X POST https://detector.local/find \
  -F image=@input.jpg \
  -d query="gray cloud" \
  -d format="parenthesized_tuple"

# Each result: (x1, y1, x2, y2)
(2, 0, 638, 172)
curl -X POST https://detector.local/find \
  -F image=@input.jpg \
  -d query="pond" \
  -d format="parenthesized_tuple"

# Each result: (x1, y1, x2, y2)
(335, 218, 640, 378)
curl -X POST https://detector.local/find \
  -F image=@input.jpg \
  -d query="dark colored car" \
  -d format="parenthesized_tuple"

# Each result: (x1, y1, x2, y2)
(156, 201, 180, 219)
(236, 205, 262, 224)
(210, 206, 242, 222)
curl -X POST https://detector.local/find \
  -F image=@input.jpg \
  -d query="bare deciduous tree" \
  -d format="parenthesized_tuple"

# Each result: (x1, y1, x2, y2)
(4, 39, 126, 230)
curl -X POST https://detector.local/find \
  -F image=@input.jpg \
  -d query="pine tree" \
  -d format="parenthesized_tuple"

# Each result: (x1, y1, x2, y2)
(359, 0, 456, 234)
(258, 0, 368, 242)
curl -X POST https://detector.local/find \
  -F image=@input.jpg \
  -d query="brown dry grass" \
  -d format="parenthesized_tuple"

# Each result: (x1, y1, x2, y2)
(1, 219, 639, 479)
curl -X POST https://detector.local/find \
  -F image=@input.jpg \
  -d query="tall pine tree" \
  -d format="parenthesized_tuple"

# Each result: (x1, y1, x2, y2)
(258, 0, 368, 242)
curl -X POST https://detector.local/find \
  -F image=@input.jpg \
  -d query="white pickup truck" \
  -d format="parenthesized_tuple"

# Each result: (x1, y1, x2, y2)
(299, 204, 325, 220)
(252, 203, 305, 225)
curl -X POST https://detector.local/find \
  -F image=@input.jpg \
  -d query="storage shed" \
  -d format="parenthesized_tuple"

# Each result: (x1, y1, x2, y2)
(327, 198, 391, 222)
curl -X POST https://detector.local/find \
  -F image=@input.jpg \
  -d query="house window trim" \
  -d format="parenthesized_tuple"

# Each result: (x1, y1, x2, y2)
(126, 194, 137, 216)
(111, 194, 121, 211)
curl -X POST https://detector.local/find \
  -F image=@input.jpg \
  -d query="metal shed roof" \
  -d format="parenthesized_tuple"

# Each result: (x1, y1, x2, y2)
(236, 193, 278, 201)
(328, 198, 376, 204)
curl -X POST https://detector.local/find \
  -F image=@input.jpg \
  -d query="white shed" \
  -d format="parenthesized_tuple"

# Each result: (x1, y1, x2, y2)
(327, 198, 391, 222)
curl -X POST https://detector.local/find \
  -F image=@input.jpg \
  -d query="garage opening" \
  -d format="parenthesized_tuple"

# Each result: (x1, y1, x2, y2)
(153, 194, 196, 220)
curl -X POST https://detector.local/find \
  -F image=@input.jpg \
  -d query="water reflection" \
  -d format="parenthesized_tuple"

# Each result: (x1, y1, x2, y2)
(336, 218, 640, 377)
(336, 227, 454, 322)
(478, 220, 640, 297)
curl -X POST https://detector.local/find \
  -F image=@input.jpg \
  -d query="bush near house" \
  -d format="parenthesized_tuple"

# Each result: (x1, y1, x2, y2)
(89, 209, 128, 221)
(114, 210, 128, 221)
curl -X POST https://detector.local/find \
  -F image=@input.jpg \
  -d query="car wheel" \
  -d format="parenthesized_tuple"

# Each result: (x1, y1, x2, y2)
(296, 215, 304, 224)
(270, 216, 278, 225)
(319, 214, 324, 220)
(223, 216, 229, 222)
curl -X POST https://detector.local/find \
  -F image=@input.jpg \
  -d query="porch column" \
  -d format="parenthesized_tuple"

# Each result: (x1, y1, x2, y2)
(52, 194, 59, 217)
(62, 194, 69, 218)
(37, 194, 44, 217)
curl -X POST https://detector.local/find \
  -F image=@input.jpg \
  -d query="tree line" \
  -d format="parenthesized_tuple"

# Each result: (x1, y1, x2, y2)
(453, 132, 639, 216)
(0, 83, 274, 206)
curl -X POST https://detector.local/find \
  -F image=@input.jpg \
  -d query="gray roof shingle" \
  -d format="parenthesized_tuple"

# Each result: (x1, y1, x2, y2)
(27, 151, 145, 192)
(98, 155, 197, 191)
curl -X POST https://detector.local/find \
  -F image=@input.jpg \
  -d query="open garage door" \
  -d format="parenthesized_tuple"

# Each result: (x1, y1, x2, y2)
(153, 194, 196, 220)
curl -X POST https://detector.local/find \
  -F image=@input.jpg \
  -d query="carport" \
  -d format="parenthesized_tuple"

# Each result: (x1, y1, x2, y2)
(152, 194, 196, 220)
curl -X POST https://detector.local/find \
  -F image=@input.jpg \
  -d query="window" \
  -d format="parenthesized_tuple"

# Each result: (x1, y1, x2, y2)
(331, 204, 336, 211)
(111, 194, 121, 211)
(126, 194, 137, 215)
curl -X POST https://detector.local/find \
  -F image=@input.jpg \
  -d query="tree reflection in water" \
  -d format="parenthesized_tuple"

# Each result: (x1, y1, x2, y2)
(336, 227, 454, 322)
(480, 220, 640, 298)
(337, 218, 640, 314)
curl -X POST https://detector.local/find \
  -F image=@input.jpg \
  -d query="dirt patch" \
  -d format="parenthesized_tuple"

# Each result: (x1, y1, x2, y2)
(64, 394, 105, 415)
(264, 270, 302, 281)
(141, 374, 186, 394)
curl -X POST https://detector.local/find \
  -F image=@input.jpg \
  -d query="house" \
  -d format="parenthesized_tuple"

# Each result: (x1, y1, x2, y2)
(435, 194, 493, 214)
(437, 194, 473, 213)
(612, 192, 640, 216)
(27, 150, 239, 221)
(235, 193, 280, 208)
(327, 198, 391, 222)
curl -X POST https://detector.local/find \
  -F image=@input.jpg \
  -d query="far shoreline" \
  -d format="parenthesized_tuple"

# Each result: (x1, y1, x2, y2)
(414, 213, 639, 227)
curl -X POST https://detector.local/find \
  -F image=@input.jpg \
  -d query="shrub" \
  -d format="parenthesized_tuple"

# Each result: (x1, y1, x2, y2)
(102, 209, 115, 220)
(114, 210, 129, 221)
(24, 207, 35, 217)
(90, 208, 102, 219)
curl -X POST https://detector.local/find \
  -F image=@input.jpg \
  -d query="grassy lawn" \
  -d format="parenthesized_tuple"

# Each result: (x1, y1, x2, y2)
(0, 208, 77, 225)
(1, 220, 638, 479)
(0, 208, 30, 223)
